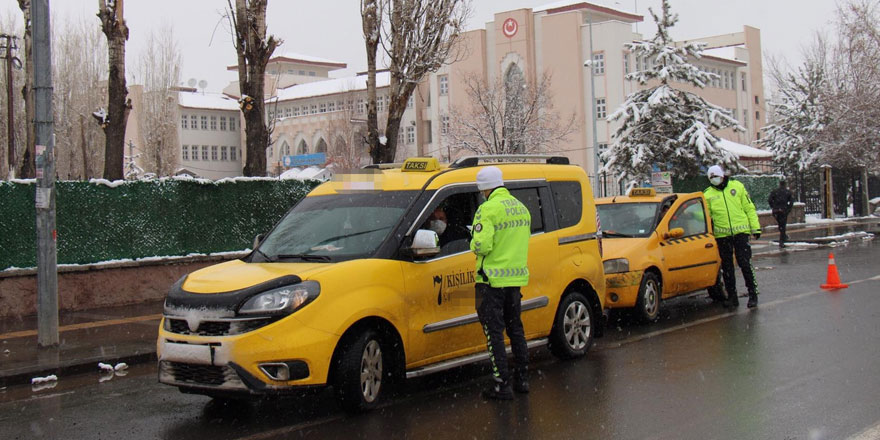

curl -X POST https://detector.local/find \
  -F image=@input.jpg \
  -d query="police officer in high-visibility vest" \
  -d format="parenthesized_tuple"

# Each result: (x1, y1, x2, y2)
(470, 166, 531, 400)
(705, 165, 762, 308)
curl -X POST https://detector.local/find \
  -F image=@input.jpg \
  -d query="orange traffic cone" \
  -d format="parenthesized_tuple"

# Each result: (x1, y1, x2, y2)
(820, 253, 848, 290)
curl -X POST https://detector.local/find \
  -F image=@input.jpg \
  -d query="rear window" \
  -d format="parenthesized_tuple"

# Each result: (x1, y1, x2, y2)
(509, 187, 544, 233)
(550, 181, 582, 229)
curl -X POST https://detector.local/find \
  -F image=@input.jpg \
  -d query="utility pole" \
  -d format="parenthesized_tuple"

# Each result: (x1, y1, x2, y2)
(32, 0, 58, 347)
(1, 34, 20, 179)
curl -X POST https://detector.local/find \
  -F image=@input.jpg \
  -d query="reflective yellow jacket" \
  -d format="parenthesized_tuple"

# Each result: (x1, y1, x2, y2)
(470, 187, 531, 287)
(704, 179, 761, 238)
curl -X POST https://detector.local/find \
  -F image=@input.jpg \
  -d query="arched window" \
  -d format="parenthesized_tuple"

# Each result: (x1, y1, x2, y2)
(281, 141, 291, 156)
(504, 64, 525, 153)
(316, 138, 328, 153)
(297, 139, 308, 155)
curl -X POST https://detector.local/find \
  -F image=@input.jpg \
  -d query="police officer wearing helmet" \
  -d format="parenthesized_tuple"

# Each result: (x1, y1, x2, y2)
(704, 165, 761, 308)
(470, 166, 531, 400)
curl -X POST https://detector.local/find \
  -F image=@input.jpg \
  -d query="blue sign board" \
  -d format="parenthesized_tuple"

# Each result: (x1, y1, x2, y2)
(283, 153, 326, 167)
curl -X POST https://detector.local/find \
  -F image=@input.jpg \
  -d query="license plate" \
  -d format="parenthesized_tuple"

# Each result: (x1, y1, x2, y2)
(160, 342, 213, 365)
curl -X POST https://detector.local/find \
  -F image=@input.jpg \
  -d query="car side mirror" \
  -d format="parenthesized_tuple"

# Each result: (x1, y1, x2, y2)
(664, 228, 684, 239)
(253, 233, 265, 249)
(408, 229, 440, 257)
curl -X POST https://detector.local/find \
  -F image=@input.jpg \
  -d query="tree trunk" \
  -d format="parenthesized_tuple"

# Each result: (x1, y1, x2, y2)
(79, 114, 89, 178)
(230, 0, 278, 177)
(362, 0, 381, 164)
(98, 0, 130, 181)
(17, 0, 35, 178)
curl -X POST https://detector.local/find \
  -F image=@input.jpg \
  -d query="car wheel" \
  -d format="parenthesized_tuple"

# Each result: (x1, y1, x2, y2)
(549, 291, 594, 360)
(636, 272, 661, 322)
(707, 270, 726, 302)
(334, 329, 385, 413)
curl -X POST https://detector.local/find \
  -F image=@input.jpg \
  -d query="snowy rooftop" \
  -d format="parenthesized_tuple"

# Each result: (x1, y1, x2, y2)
(533, 0, 641, 20)
(718, 138, 773, 159)
(269, 52, 347, 68)
(274, 71, 391, 102)
(178, 92, 240, 111)
(700, 46, 747, 65)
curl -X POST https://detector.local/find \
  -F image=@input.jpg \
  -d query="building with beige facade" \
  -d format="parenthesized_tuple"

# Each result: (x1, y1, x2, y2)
(128, 1, 767, 185)
(267, 1, 768, 194)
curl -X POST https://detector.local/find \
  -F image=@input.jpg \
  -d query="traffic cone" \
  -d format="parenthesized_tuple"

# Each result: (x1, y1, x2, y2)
(820, 253, 848, 290)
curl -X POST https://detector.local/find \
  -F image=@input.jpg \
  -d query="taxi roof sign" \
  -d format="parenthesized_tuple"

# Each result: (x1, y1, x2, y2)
(402, 157, 440, 172)
(628, 187, 656, 197)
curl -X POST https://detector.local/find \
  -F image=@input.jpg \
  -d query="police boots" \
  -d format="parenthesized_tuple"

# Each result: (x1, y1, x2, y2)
(513, 368, 529, 394)
(747, 293, 758, 308)
(482, 380, 514, 400)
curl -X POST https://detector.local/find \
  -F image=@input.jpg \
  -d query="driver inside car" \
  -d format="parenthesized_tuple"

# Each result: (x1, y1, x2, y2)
(423, 206, 471, 249)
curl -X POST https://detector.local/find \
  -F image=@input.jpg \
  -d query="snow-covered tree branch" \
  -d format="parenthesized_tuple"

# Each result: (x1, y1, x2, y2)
(602, 0, 743, 182)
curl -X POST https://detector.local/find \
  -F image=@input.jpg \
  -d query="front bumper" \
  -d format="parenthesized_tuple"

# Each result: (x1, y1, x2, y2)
(604, 270, 644, 308)
(157, 315, 338, 394)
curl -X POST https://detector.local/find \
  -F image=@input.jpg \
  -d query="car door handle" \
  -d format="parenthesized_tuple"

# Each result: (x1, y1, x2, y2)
(705, 243, 714, 248)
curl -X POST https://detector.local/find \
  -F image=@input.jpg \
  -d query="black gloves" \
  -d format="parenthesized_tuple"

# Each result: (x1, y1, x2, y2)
(753, 233, 761, 240)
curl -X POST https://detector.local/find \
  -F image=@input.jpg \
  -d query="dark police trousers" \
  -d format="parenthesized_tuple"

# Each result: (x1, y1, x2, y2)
(773, 209, 789, 243)
(716, 233, 758, 299)
(476, 283, 528, 383)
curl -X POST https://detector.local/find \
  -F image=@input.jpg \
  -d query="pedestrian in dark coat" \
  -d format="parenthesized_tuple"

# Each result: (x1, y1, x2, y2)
(768, 180, 795, 248)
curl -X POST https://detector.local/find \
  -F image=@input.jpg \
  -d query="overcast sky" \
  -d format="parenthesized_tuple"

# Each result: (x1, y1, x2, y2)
(2, 0, 841, 93)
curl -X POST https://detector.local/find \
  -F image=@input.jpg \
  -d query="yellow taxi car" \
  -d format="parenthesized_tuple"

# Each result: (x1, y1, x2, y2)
(157, 156, 605, 412)
(596, 188, 724, 322)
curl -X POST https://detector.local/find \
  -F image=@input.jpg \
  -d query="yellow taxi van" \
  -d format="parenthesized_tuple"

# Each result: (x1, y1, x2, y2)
(597, 188, 725, 322)
(157, 155, 605, 412)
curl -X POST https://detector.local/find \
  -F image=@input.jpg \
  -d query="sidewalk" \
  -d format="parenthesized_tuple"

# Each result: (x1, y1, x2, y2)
(2, 217, 878, 389)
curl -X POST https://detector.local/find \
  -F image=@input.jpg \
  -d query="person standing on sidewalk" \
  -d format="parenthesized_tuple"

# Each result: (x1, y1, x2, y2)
(704, 165, 762, 309)
(768, 180, 795, 248)
(470, 166, 531, 400)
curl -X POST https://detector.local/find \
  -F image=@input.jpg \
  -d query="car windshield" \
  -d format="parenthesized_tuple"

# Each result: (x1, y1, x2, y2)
(255, 191, 419, 262)
(597, 202, 660, 238)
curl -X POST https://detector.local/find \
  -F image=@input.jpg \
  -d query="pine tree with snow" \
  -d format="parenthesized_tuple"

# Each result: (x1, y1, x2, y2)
(760, 59, 830, 172)
(602, 0, 743, 182)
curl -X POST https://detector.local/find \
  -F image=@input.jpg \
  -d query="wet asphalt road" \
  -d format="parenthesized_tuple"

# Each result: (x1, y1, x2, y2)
(1, 239, 878, 440)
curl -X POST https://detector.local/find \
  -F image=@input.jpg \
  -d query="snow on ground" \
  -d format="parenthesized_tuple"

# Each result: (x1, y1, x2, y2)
(815, 231, 875, 241)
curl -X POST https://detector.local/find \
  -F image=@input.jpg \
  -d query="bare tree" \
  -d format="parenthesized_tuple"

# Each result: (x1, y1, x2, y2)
(445, 72, 576, 157)
(226, 0, 281, 177)
(361, 0, 469, 164)
(323, 92, 369, 170)
(97, 0, 131, 181)
(15, 0, 34, 178)
(53, 14, 108, 180)
(134, 24, 181, 177)
(0, 12, 26, 180)
(762, 0, 880, 174)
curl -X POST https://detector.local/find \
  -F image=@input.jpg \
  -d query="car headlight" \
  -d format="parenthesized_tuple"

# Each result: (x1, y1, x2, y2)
(238, 281, 320, 315)
(603, 258, 630, 274)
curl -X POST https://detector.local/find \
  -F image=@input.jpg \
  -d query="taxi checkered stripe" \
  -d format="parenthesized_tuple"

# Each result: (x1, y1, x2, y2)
(484, 267, 529, 277)
(660, 232, 711, 246)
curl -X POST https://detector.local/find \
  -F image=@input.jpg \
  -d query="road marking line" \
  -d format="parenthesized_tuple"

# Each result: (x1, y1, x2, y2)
(0, 314, 162, 340)
(598, 273, 880, 350)
(848, 420, 880, 440)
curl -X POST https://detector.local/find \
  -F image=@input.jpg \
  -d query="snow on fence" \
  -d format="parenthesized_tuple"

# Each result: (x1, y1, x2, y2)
(0, 178, 320, 271)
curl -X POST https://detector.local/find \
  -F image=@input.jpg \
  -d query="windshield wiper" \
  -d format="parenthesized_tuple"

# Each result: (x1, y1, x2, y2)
(275, 254, 332, 262)
(602, 231, 634, 238)
(314, 226, 392, 245)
